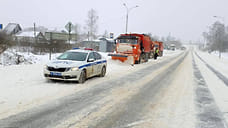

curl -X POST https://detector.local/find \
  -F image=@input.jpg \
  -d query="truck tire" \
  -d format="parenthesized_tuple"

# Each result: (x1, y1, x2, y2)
(160, 51, 163, 56)
(145, 53, 149, 62)
(149, 52, 152, 59)
(135, 56, 141, 64)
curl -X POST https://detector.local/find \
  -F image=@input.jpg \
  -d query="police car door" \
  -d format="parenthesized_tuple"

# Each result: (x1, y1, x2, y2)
(94, 52, 102, 75)
(87, 52, 95, 77)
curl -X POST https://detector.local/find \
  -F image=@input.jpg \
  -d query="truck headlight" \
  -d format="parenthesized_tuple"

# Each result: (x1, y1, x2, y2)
(71, 67, 79, 71)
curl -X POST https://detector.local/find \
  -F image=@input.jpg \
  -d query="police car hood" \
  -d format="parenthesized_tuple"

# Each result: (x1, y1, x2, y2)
(47, 60, 85, 68)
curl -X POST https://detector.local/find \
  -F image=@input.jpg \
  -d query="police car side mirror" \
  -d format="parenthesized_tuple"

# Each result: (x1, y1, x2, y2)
(88, 58, 95, 62)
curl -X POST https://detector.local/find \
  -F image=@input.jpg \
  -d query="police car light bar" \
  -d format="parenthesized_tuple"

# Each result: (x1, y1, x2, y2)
(72, 47, 93, 51)
(84, 48, 93, 51)
(72, 48, 80, 50)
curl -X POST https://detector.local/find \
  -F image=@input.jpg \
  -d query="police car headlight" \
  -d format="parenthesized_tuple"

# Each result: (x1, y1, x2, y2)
(43, 65, 48, 70)
(71, 67, 79, 71)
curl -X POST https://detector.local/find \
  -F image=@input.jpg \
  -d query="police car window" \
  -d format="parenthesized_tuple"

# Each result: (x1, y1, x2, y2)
(57, 52, 88, 61)
(88, 53, 95, 60)
(94, 52, 101, 60)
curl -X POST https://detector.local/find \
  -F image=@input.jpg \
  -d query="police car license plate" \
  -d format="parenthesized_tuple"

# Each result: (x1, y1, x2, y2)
(50, 72, 62, 76)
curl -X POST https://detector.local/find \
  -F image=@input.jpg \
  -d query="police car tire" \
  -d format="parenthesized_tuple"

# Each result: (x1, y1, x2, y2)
(100, 66, 106, 77)
(78, 70, 86, 83)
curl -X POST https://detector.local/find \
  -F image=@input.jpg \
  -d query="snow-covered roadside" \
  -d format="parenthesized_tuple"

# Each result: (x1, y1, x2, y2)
(211, 51, 228, 60)
(194, 50, 228, 124)
(196, 50, 228, 78)
(0, 49, 183, 120)
(130, 52, 196, 128)
(0, 49, 61, 66)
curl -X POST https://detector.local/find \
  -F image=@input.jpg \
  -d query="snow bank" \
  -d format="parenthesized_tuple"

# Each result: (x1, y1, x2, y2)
(211, 51, 228, 60)
(0, 48, 61, 66)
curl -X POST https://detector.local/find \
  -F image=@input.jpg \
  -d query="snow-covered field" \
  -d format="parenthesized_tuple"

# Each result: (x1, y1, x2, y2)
(0, 49, 182, 120)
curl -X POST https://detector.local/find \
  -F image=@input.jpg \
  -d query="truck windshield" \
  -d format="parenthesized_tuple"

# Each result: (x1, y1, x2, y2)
(118, 39, 138, 45)
(57, 52, 88, 61)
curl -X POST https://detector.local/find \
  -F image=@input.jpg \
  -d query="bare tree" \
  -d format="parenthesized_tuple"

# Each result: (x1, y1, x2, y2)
(0, 32, 14, 54)
(203, 21, 227, 58)
(85, 9, 99, 40)
(73, 23, 82, 42)
(102, 30, 109, 38)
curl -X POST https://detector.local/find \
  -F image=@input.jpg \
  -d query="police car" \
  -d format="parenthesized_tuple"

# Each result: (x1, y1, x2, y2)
(43, 48, 107, 83)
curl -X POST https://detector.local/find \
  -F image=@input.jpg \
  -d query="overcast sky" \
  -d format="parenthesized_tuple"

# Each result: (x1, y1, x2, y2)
(1, 0, 228, 42)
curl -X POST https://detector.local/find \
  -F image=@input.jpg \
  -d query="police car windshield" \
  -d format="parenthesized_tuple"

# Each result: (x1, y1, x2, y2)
(57, 52, 88, 61)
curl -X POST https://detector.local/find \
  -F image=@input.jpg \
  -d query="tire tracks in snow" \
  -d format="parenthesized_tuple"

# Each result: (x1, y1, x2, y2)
(85, 51, 189, 128)
(194, 52, 228, 86)
(0, 52, 185, 128)
(192, 52, 228, 128)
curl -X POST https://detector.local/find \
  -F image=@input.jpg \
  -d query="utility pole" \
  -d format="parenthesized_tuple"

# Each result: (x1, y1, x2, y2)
(49, 32, 52, 60)
(68, 23, 71, 44)
(34, 22, 36, 43)
(123, 3, 139, 33)
(88, 31, 90, 41)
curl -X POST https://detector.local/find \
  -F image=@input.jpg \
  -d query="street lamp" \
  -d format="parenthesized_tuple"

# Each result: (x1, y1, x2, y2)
(123, 3, 139, 33)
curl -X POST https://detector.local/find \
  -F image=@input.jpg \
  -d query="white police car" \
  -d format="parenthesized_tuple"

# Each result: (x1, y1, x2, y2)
(43, 48, 107, 83)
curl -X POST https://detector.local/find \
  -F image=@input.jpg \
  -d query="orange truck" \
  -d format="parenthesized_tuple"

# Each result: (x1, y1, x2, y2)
(153, 41, 164, 57)
(109, 33, 159, 64)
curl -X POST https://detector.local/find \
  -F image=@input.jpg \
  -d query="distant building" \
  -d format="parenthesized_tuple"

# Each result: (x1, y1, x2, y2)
(98, 37, 115, 52)
(3, 23, 22, 35)
(15, 31, 42, 43)
(44, 31, 77, 41)
(78, 37, 115, 52)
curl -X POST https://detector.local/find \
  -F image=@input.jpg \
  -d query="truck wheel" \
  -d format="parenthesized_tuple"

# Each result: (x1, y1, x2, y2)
(78, 70, 86, 84)
(148, 52, 152, 59)
(99, 66, 106, 77)
(160, 51, 163, 56)
(145, 53, 149, 62)
(135, 56, 141, 64)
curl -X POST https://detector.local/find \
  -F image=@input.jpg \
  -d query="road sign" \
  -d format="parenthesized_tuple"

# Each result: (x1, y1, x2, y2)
(65, 22, 73, 33)
(0, 24, 2, 29)
(110, 33, 114, 39)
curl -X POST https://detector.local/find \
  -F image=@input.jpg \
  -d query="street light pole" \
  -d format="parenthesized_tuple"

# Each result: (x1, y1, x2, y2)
(123, 3, 138, 33)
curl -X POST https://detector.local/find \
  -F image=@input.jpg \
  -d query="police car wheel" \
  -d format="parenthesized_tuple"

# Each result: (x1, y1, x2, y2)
(78, 70, 86, 83)
(100, 66, 106, 77)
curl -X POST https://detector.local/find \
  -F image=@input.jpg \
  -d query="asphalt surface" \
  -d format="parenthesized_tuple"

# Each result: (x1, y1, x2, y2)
(0, 52, 185, 128)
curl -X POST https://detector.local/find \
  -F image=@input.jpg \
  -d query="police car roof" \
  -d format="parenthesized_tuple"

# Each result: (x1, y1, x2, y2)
(67, 49, 93, 53)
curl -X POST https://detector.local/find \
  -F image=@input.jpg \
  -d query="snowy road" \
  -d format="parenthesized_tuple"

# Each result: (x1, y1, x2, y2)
(0, 47, 228, 128)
